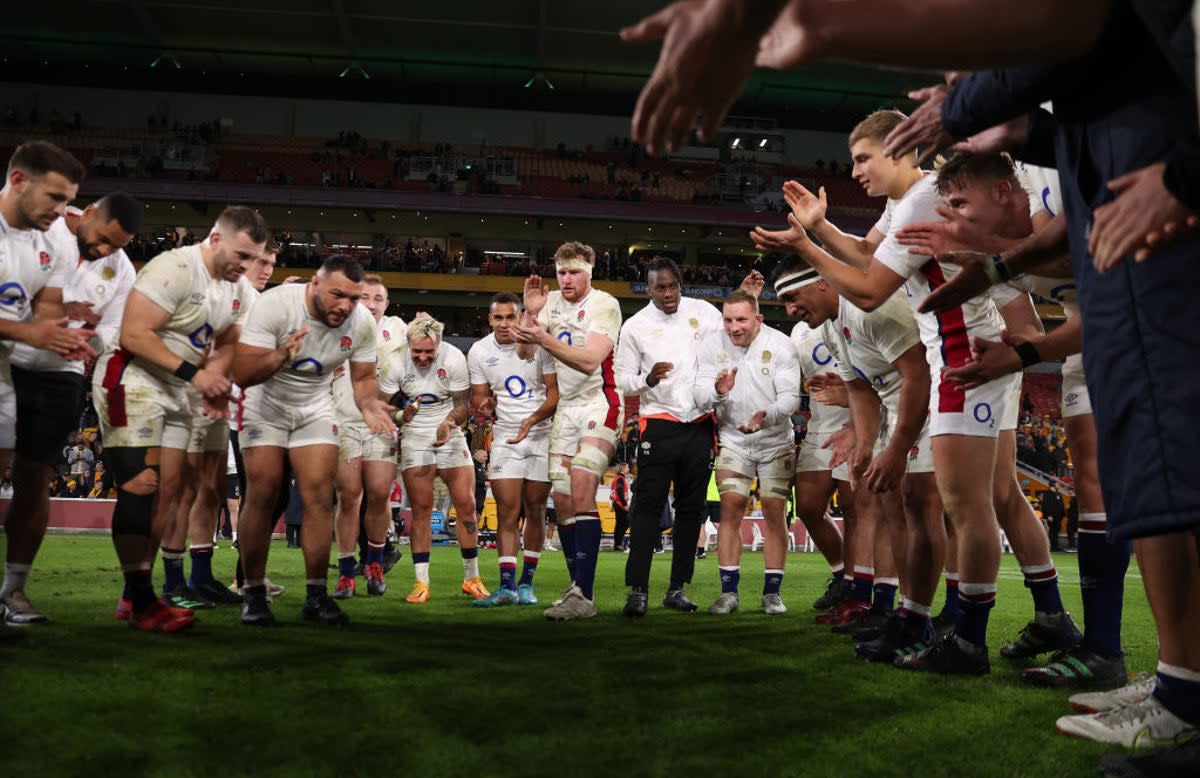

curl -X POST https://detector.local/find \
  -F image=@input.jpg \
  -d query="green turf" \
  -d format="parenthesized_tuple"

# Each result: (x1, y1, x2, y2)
(0, 536, 1155, 778)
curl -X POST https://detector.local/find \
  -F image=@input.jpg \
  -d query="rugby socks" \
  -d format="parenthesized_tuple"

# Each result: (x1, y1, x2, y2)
(0, 562, 31, 598)
(872, 577, 899, 613)
(188, 544, 214, 587)
(573, 512, 602, 600)
(719, 566, 740, 594)
(851, 566, 874, 604)
(161, 547, 186, 593)
(941, 570, 960, 620)
(337, 553, 357, 579)
(123, 564, 155, 610)
(558, 521, 578, 581)
(1021, 562, 1065, 616)
(498, 556, 518, 592)
(956, 582, 997, 647)
(830, 562, 845, 586)
(461, 546, 480, 580)
(412, 552, 431, 585)
(763, 569, 784, 596)
(305, 579, 326, 599)
(1076, 513, 1129, 657)
(519, 550, 540, 587)
(899, 597, 933, 629)
(366, 541, 385, 567)
(1154, 662, 1200, 726)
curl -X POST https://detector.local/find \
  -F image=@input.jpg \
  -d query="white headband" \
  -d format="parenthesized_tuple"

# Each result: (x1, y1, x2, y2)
(773, 269, 822, 295)
(555, 258, 593, 276)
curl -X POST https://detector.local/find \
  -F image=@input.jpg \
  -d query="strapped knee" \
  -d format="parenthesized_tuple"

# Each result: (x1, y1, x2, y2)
(717, 476, 753, 498)
(548, 456, 570, 495)
(761, 477, 792, 501)
(570, 443, 610, 479)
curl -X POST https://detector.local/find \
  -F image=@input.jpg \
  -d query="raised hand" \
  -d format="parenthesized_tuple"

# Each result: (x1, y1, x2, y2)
(715, 367, 738, 396)
(647, 361, 674, 387)
(523, 275, 549, 317)
(750, 213, 813, 255)
(881, 81, 958, 166)
(281, 325, 310, 361)
(738, 270, 765, 299)
(782, 180, 827, 229)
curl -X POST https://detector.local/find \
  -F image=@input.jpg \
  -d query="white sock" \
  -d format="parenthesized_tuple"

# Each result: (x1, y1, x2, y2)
(232, 531, 238, 541)
(463, 557, 479, 580)
(414, 563, 430, 584)
(1158, 661, 1200, 682)
(1, 563, 31, 597)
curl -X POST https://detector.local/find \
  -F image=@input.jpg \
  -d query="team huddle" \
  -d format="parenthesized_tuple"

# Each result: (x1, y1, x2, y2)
(0, 112, 1172, 742)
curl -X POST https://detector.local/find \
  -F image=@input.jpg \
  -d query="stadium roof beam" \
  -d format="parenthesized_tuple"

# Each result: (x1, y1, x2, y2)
(126, 0, 182, 68)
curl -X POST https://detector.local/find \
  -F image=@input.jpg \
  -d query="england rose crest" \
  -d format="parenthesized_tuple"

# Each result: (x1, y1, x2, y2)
(576, 310, 585, 322)
(339, 335, 352, 352)
(38, 251, 51, 271)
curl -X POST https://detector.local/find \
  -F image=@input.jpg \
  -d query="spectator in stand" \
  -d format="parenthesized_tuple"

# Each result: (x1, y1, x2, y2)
(0, 475, 13, 499)
(66, 442, 94, 477)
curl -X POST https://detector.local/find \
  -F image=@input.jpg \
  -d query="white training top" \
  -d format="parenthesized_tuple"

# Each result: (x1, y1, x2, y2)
(379, 340, 470, 437)
(614, 296, 723, 422)
(126, 244, 254, 385)
(693, 324, 801, 452)
(239, 282, 376, 411)
(823, 291, 922, 415)
(874, 175, 1005, 370)
(0, 213, 74, 358)
(791, 321, 851, 434)
(332, 312, 408, 424)
(467, 333, 556, 438)
(537, 287, 622, 403)
(10, 213, 137, 374)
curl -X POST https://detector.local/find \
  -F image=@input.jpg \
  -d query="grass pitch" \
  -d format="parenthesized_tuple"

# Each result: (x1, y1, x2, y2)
(1, 536, 1156, 778)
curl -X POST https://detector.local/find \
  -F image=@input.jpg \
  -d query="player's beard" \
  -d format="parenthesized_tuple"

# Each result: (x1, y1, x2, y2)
(313, 292, 344, 327)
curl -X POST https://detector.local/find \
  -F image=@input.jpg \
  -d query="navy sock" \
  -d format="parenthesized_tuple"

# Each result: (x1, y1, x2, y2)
(572, 516, 601, 600)
(831, 565, 845, 584)
(412, 551, 430, 565)
(188, 545, 214, 587)
(367, 543, 385, 566)
(125, 569, 155, 610)
(338, 555, 357, 578)
(558, 523, 578, 581)
(763, 569, 783, 596)
(719, 566, 740, 594)
(955, 585, 996, 646)
(872, 580, 898, 613)
(499, 557, 517, 591)
(851, 572, 874, 604)
(161, 547, 185, 594)
(1022, 563, 1065, 615)
(306, 582, 326, 599)
(1077, 516, 1130, 657)
(1154, 668, 1200, 726)
(519, 552, 539, 587)
(941, 573, 960, 619)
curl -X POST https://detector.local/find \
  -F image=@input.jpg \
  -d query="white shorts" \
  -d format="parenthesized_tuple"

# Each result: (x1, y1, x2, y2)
(241, 399, 339, 450)
(999, 375, 1021, 431)
(716, 441, 794, 499)
(339, 420, 398, 463)
(1061, 354, 1092, 418)
(0, 359, 14, 449)
(549, 395, 624, 457)
(928, 369, 1019, 438)
(187, 401, 230, 454)
(488, 429, 550, 482)
(92, 351, 193, 450)
(880, 413, 934, 474)
(795, 430, 850, 482)
(400, 426, 472, 471)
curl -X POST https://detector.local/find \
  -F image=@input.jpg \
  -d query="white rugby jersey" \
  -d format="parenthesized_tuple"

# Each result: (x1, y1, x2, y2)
(1013, 162, 1079, 319)
(123, 244, 254, 385)
(379, 340, 470, 436)
(615, 296, 723, 422)
(822, 291, 922, 415)
(694, 324, 801, 452)
(467, 333, 556, 437)
(791, 321, 851, 434)
(228, 285, 261, 433)
(239, 283, 376, 411)
(537, 287, 622, 402)
(874, 175, 1006, 372)
(11, 214, 137, 373)
(332, 312, 408, 424)
(0, 213, 74, 356)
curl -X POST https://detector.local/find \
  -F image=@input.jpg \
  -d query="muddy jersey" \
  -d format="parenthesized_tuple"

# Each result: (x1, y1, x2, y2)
(379, 340, 470, 434)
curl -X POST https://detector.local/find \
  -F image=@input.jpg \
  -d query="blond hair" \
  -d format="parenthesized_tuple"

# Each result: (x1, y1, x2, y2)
(407, 316, 444, 344)
(849, 110, 909, 149)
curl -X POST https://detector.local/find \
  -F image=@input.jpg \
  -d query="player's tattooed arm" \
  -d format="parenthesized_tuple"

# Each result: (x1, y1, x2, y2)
(433, 388, 471, 447)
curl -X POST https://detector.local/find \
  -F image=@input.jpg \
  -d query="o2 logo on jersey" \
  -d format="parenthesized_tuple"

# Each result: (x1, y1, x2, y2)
(811, 342, 834, 367)
(290, 357, 325, 375)
(339, 336, 352, 352)
(38, 251, 51, 272)
(188, 322, 214, 349)
(0, 281, 28, 307)
(414, 392, 441, 406)
(973, 402, 995, 428)
(504, 375, 534, 399)
(557, 331, 573, 346)
(1041, 187, 1057, 218)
